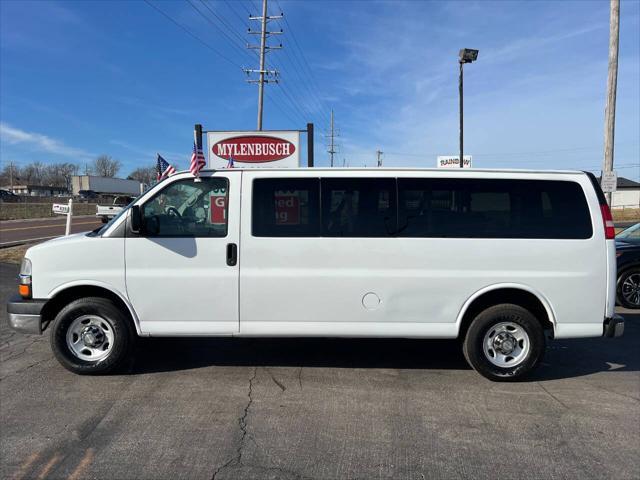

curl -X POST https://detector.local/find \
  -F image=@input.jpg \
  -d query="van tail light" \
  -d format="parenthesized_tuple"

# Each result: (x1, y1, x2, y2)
(600, 203, 615, 240)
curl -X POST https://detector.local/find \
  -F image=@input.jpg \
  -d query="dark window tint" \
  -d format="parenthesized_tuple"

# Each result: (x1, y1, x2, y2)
(398, 179, 592, 239)
(252, 178, 320, 236)
(322, 178, 397, 237)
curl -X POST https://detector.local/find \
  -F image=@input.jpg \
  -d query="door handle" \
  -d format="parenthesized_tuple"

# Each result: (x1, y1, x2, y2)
(226, 243, 238, 266)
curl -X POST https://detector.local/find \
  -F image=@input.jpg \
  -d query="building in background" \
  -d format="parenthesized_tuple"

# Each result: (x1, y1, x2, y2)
(611, 177, 640, 210)
(598, 176, 640, 210)
(71, 176, 143, 196)
(3, 184, 69, 197)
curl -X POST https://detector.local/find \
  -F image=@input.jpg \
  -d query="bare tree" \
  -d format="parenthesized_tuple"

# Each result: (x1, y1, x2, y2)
(21, 162, 46, 185)
(93, 155, 121, 177)
(0, 162, 21, 187)
(127, 166, 156, 186)
(1, 162, 80, 192)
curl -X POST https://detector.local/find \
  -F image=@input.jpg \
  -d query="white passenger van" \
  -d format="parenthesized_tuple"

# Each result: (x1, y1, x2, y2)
(7, 168, 624, 381)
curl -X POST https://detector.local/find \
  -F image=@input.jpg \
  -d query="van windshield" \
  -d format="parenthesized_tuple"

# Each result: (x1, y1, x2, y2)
(89, 203, 133, 237)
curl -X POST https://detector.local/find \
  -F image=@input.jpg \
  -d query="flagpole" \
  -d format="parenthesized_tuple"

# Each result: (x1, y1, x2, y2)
(193, 124, 204, 181)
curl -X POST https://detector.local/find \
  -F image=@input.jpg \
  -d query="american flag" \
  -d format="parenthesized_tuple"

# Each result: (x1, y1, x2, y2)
(156, 154, 176, 180)
(190, 142, 206, 177)
(226, 155, 234, 169)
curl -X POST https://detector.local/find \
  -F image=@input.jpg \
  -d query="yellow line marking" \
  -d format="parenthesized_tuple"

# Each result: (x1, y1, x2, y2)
(36, 453, 62, 480)
(67, 449, 94, 480)
(11, 452, 40, 480)
(0, 221, 100, 232)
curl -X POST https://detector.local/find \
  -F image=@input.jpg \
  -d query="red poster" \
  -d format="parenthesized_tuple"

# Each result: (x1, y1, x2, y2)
(210, 194, 227, 225)
(274, 194, 300, 225)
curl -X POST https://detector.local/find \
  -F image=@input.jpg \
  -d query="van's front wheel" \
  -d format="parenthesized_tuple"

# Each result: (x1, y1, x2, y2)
(463, 304, 545, 381)
(50, 297, 134, 375)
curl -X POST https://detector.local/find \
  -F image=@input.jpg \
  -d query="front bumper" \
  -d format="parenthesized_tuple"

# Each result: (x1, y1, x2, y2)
(603, 314, 624, 338)
(6, 295, 45, 334)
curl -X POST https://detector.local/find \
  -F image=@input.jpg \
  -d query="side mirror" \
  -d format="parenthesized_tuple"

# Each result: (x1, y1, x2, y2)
(130, 205, 142, 233)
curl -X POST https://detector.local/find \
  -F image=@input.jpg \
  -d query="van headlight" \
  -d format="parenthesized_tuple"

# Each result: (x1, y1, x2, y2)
(20, 258, 32, 276)
(18, 258, 32, 298)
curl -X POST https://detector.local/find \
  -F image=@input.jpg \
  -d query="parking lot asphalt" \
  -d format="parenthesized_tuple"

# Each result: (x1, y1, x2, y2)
(1, 261, 639, 480)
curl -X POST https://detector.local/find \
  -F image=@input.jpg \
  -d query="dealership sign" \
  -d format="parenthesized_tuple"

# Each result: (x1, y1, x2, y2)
(437, 155, 472, 168)
(207, 131, 300, 168)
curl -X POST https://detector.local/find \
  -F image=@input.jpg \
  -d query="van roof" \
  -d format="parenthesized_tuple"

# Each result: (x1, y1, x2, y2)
(183, 167, 587, 175)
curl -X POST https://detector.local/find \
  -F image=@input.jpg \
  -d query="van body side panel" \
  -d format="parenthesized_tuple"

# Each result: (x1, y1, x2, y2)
(125, 171, 242, 335)
(28, 234, 126, 302)
(239, 170, 606, 339)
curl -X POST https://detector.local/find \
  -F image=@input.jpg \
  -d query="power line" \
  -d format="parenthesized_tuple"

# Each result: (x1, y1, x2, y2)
(268, 46, 331, 127)
(222, 0, 251, 28)
(264, 90, 302, 126)
(143, 0, 241, 69)
(186, 0, 254, 63)
(274, 0, 332, 121)
(199, 0, 255, 54)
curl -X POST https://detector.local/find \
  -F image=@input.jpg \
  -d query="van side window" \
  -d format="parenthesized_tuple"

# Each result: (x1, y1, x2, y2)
(398, 179, 592, 239)
(321, 178, 397, 237)
(141, 177, 229, 237)
(252, 178, 321, 237)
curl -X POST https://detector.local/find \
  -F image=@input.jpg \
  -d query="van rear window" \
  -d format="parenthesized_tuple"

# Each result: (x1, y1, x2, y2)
(252, 177, 593, 239)
(397, 179, 592, 239)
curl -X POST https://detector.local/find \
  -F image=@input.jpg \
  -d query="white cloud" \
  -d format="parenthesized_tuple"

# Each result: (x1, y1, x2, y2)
(0, 122, 94, 160)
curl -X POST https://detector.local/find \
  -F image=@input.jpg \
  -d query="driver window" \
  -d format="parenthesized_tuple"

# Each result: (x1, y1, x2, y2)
(141, 177, 229, 237)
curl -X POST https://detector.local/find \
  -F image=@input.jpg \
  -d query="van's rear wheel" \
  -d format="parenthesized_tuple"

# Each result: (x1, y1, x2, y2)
(463, 304, 545, 381)
(50, 297, 134, 375)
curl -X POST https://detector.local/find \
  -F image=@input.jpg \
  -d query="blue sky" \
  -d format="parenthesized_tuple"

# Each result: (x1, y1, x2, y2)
(1, 0, 638, 180)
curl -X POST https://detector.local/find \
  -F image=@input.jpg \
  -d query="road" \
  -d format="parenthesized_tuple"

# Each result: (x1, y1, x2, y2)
(0, 261, 639, 480)
(0, 216, 104, 247)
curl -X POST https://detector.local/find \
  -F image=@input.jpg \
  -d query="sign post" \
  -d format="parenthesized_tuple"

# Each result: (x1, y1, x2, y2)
(52, 199, 73, 235)
(601, 171, 617, 193)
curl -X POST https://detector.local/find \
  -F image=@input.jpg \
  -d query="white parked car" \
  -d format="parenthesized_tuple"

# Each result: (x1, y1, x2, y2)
(7, 168, 623, 381)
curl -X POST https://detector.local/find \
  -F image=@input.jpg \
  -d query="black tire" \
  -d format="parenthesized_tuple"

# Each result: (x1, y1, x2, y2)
(616, 267, 640, 310)
(50, 297, 134, 375)
(463, 304, 545, 382)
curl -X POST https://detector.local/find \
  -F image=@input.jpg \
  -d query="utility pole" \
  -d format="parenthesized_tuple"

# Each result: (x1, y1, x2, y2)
(8, 161, 14, 189)
(327, 109, 337, 167)
(246, 0, 282, 130)
(603, 0, 620, 205)
(376, 150, 383, 167)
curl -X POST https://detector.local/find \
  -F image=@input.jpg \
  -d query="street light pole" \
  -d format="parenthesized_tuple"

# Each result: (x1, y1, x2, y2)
(458, 48, 479, 169)
(459, 60, 464, 169)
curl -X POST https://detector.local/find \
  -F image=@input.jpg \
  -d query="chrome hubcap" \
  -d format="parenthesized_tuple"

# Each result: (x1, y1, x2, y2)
(621, 273, 640, 307)
(483, 322, 530, 368)
(66, 315, 114, 362)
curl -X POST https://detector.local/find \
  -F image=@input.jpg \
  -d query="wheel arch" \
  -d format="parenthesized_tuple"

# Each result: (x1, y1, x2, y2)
(42, 282, 143, 336)
(456, 283, 557, 339)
